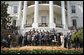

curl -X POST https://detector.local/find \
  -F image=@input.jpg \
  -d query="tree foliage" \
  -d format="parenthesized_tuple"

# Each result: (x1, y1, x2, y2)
(1, 2, 10, 27)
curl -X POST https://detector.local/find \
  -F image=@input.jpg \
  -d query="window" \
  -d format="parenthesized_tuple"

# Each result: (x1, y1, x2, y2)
(71, 5, 76, 13)
(41, 16, 46, 24)
(14, 6, 17, 13)
(72, 19, 77, 27)
(54, 18, 56, 23)
(13, 20, 16, 26)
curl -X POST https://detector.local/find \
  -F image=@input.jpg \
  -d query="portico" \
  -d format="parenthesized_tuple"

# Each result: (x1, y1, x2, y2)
(17, 1, 68, 35)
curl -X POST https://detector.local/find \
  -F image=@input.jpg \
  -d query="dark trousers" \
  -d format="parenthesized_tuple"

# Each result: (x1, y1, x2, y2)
(24, 40, 27, 46)
(75, 42, 79, 48)
(46, 40, 48, 46)
(35, 40, 38, 46)
(64, 42, 67, 48)
(41, 40, 44, 46)
(32, 40, 35, 46)
(27, 40, 31, 46)
(19, 41, 22, 47)
(44, 40, 47, 46)
(68, 41, 71, 49)
(42, 40, 45, 46)
(39, 40, 42, 46)
(7, 42, 10, 48)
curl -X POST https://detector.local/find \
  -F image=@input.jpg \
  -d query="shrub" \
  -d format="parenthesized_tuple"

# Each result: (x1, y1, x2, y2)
(1, 27, 16, 41)
(71, 29, 83, 47)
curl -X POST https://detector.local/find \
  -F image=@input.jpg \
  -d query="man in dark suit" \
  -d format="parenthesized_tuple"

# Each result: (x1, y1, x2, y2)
(50, 32, 54, 46)
(56, 33, 61, 46)
(27, 32, 32, 46)
(41, 32, 45, 46)
(7, 35, 12, 48)
(18, 34, 23, 47)
(64, 35, 68, 48)
(31, 33, 36, 46)
(67, 32, 72, 49)
(35, 31, 39, 46)
(48, 32, 52, 46)
(74, 36, 79, 49)
(39, 32, 42, 46)
(24, 32, 27, 46)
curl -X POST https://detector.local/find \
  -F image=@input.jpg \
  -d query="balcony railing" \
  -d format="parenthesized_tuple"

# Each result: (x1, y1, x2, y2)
(24, 24, 32, 28)
(24, 23, 63, 28)
(53, 1, 61, 6)
(39, 1, 49, 4)
(56, 24, 63, 28)
(38, 23, 49, 27)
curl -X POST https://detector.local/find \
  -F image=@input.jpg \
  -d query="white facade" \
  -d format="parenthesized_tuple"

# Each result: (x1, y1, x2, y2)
(3, 1, 83, 35)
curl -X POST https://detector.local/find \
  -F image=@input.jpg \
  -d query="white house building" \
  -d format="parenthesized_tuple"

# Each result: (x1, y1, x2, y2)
(3, 1, 83, 35)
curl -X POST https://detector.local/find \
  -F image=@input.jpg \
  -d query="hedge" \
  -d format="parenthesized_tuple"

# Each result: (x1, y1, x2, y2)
(1, 49, 83, 54)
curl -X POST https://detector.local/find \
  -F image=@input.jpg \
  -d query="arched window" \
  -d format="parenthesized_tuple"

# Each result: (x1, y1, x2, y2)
(72, 19, 77, 27)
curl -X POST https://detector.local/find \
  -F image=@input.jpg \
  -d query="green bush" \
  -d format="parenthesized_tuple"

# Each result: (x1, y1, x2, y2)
(1, 49, 83, 54)
(1, 26, 16, 41)
(71, 29, 83, 47)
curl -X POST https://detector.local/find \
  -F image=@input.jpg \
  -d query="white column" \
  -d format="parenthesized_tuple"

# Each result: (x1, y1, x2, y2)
(67, 1, 72, 28)
(49, 1, 56, 28)
(61, 1, 68, 29)
(32, 1, 38, 28)
(16, 1, 22, 27)
(21, 1, 27, 29)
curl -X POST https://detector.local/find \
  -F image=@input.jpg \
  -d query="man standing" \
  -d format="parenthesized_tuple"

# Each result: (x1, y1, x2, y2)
(27, 32, 32, 46)
(41, 31, 45, 46)
(31, 33, 36, 46)
(7, 35, 12, 48)
(35, 31, 39, 46)
(56, 33, 61, 46)
(67, 32, 72, 49)
(48, 32, 52, 46)
(39, 32, 42, 46)
(18, 34, 23, 47)
(74, 36, 79, 49)
(24, 32, 27, 46)
(60, 33, 65, 48)
(64, 35, 68, 48)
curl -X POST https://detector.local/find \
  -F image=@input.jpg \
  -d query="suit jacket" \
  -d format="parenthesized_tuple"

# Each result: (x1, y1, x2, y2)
(74, 37, 79, 43)
(27, 35, 32, 41)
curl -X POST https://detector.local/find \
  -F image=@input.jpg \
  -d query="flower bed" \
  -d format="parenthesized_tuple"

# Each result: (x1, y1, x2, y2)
(1, 48, 83, 54)
(1, 46, 83, 54)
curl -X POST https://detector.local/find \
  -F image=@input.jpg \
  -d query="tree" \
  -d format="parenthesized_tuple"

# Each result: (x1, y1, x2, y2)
(1, 2, 11, 27)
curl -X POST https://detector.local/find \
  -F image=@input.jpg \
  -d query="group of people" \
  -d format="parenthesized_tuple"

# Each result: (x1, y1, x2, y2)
(2, 24, 81, 49)
(18, 28, 80, 49)
(18, 29, 62, 46)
